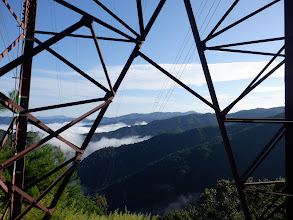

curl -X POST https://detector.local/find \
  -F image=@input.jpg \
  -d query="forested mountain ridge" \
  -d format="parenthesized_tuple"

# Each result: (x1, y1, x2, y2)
(0, 111, 196, 125)
(99, 122, 284, 213)
(77, 113, 284, 213)
(87, 106, 284, 142)
(77, 126, 221, 192)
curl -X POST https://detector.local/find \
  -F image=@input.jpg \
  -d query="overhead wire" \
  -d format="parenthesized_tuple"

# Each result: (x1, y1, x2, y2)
(198, 0, 217, 34)
(201, 0, 222, 38)
(0, 6, 17, 76)
(49, 0, 65, 119)
(150, 0, 210, 121)
(113, 0, 147, 120)
(152, 0, 223, 119)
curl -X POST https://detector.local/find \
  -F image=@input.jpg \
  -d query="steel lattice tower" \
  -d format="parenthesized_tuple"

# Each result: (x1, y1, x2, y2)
(0, 0, 291, 219)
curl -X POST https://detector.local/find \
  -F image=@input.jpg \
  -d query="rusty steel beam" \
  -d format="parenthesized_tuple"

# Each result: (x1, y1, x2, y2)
(208, 37, 285, 49)
(34, 38, 110, 93)
(183, 0, 252, 219)
(205, 0, 239, 42)
(0, 92, 82, 153)
(0, 117, 17, 149)
(1, 202, 10, 220)
(136, 0, 145, 40)
(54, 0, 136, 42)
(113, 0, 167, 92)
(35, 30, 135, 42)
(88, 21, 114, 94)
(0, 1, 167, 217)
(0, 34, 24, 62)
(1, 0, 25, 30)
(0, 18, 85, 78)
(11, 185, 51, 214)
(138, 51, 214, 109)
(24, 156, 76, 191)
(206, 47, 285, 57)
(244, 180, 286, 186)
(258, 195, 283, 220)
(92, 0, 139, 37)
(81, 105, 109, 150)
(222, 58, 285, 115)
(205, 0, 280, 42)
(222, 46, 284, 115)
(145, 0, 166, 36)
(27, 97, 105, 113)
(225, 119, 290, 123)
(0, 99, 112, 171)
(15, 162, 78, 219)
(42, 162, 78, 220)
(262, 201, 286, 220)
(11, 0, 37, 217)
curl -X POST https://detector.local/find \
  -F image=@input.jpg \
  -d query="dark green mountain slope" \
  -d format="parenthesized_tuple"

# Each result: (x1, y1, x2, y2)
(87, 107, 284, 142)
(78, 122, 284, 214)
(77, 126, 221, 192)
(102, 123, 283, 213)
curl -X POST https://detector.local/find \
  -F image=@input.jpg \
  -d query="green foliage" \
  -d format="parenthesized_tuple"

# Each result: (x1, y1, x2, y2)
(79, 120, 284, 214)
(0, 89, 18, 112)
(158, 179, 286, 220)
(156, 205, 197, 220)
(0, 133, 108, 219)
(93, 194, 109, 214)
(196, 179, 244, 220)
(52, 208, 156, 220)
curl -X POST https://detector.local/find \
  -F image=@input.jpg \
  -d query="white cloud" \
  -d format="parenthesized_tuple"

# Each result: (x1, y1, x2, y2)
(134, 121, 147, 126)
(83, 136, 151, 158)
(0, 61, 284, 118)
(27, 61, 284, 97)
(95, 122, 130, 133)
(231, 93, 284, 113)
(0, 121, 150, 159)
(254, 86, 284, 93)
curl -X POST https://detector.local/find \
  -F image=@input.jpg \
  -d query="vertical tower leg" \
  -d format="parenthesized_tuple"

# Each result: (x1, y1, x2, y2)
(11, 0, 37, 219)
(285, 0, 293, 219)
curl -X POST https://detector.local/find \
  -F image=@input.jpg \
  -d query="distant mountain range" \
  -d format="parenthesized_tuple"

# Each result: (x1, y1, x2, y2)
(0, 111, 197, 125)
(85, 107, 284, 142)
(76, 107, 285, 214)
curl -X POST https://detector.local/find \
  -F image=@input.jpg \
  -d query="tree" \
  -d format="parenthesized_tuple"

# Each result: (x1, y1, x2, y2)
(0, 89, 18, 111)
(158, 179, 286, 220)
(0, 133, 108, 219)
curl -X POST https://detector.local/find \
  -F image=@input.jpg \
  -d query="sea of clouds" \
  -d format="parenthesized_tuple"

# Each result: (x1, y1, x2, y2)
(0, 121, 150, 159)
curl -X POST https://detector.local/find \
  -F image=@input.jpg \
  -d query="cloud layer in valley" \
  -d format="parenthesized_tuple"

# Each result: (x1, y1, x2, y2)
(0, 122, 150, 159)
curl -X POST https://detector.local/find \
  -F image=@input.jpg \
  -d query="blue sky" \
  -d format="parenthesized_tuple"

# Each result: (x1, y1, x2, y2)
(0, 0, 285, 118)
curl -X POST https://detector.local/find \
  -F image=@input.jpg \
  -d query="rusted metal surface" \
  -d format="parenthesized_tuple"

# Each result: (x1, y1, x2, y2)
(0, 34, 24, 62)
(0, 0, 165, 218)
(244, 180, 286, 186)
(35, 31, 135, 42)
(2, 0, 25, 30)
(89, 22, 114, 94)
(0, 117, 16, 149)
(92, 0, 139, 37)
(11, 0, 37, 217)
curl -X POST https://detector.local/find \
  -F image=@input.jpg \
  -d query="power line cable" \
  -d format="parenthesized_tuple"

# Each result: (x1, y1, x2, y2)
(201, 0, 222, 37)
(151, 0, 209, 121)
(156, 0, 219, 115)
